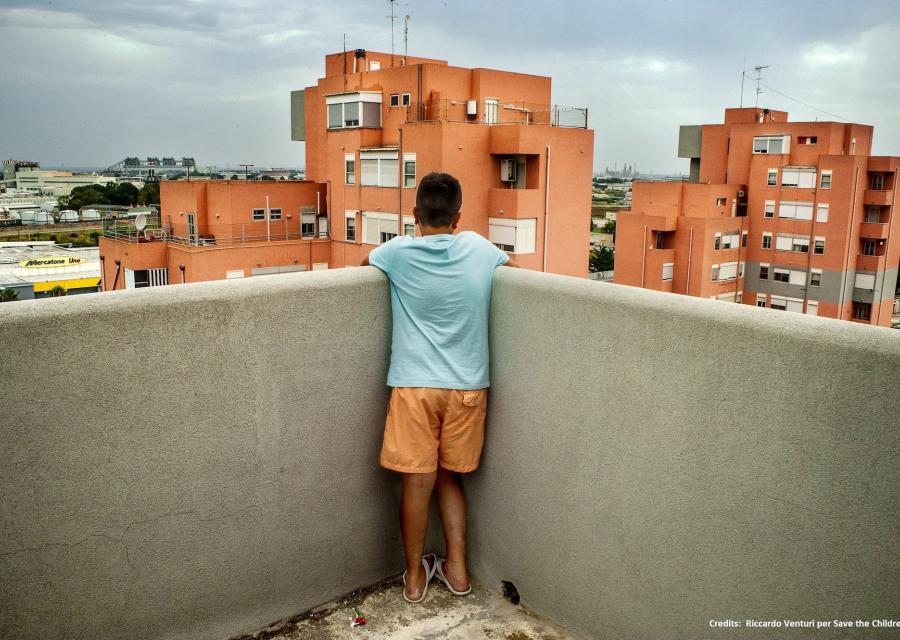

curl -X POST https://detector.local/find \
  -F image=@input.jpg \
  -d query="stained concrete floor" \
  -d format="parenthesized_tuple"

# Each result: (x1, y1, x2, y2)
(252, 577, 583, 640)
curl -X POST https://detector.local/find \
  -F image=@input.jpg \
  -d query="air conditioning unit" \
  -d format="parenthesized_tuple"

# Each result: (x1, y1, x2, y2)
(466, 100, 477, 116)
(500, 158, 517, 182)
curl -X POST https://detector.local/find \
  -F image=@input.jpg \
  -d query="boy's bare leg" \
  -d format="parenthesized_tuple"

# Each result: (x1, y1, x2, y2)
(401, 471, 437, 600)
(435, 466, 470, 591)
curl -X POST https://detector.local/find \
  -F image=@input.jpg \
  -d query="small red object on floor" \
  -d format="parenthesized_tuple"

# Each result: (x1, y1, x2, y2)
(351, 607, 366, 627)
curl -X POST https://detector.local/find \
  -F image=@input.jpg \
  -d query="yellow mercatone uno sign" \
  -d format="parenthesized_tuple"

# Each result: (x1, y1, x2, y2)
(19, 256, 86, 268)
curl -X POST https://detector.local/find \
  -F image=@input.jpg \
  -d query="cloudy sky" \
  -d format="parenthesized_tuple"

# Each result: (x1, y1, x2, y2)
(2, 0, 899, 174)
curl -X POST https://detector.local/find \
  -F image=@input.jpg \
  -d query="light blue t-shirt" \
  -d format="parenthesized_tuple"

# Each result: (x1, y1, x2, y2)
(368, 231, 509, 389)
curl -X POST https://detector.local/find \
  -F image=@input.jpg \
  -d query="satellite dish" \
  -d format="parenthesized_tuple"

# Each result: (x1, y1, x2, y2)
(134, 213, 148, 231)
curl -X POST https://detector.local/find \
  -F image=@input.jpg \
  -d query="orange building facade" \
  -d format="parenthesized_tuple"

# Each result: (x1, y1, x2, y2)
(614, 107, 900, 327)
(100, 49, 593, 290)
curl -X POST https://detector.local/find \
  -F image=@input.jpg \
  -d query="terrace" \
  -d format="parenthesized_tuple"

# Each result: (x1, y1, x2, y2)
(406, 100, 589, 128)
(1, 267, 898, 640)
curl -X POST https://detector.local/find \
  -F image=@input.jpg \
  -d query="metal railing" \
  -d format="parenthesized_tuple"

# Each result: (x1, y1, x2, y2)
(406, 99, 588, 128)
(104, 214, 330, 247)
(102, 212, 169, 243)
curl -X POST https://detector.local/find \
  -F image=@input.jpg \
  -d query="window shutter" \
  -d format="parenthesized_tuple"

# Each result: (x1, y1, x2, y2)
(360, 159, 379, 186)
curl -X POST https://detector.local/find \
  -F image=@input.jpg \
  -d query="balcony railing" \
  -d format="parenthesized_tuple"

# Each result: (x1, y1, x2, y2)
(104, 215, 329, 246)
(406, 99, 588, 128)
(2, 268, 898, 640)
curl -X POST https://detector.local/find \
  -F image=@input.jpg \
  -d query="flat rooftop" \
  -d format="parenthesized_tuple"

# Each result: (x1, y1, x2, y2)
(242, 578, 581, 640)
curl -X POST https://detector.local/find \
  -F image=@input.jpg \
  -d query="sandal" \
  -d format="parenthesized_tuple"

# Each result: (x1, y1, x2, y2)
(434, 557, 472, 596)
(402, 553, 437, 603)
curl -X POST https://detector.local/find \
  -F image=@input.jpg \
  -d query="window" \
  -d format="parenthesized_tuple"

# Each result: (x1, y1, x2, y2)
(252, 208, 265, 221)
(770, 296, 787, 311)
(488, 218, 537, 254)
(799, 136, 817, 145)
(362, 211, 399, 245)
(716, 197, 727, 206)
(345, 154, 356, 184)
(301, 212, 316, 238)
(854, 302, 871, 321)
(403, 153, 416, 188)
(711, 264, 719, 281)
(819, 171, 832, 189)
(326, 92, 382, 129)
(760, 264, 769, 280)
(739, 262, 745, 278)
(871, 173, 884, 190)
(816, 204, 829, 222)
(720, 232, 740, 249)
(317, 214, 328, 238)
(368, 60, 381, 71)
(764, 201, 775, 218)
(753, 135, 789, 154)
(762, 233, 772, 249)
(862, 239, 877, 256)
(774, 235, 809, 253)
(403, 215, 415, 237)
(389, 94, 399, 107)
(781, 168, 816, 188)
(741, 232, 748, 248)
(360, 149, 399, 187)
(756, 294, 767, 307)
(854, 273, 876, 290)
(345, 212, 356, 241)
(714, 233, 721, 250)
(125, 268, 168, 289)
(778, 201, 813, 220)
(810, 270, 822, 287)
(774, 268, 790, 283)
(767, 169, 778, 186)
(662, 263, 673, 281)
(806, 301, 819, 316)
(401, 93, 411, 107)
(866, 206, 880, 223)
(814, 237, 825, 255)
(719, 262, 738, 280)
(484, 98, 499, 124)
(268, 208, 282, 221)
(655, 232, 665, 249)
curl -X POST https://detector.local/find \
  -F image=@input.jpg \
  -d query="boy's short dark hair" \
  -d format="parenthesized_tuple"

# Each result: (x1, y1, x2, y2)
(416, 172, 462, 228)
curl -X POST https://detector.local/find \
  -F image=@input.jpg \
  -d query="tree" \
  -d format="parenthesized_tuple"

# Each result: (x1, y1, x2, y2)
(230, 174, 239, 180)
(0, 288, 19, 302)
(49, 284, 68, 297)
(589, 245, 615, 273)
(67, 185, 108, 211)
(105, 182, 140, 206)
(137, 182, 160, 205)
(599, 220, 616, 235)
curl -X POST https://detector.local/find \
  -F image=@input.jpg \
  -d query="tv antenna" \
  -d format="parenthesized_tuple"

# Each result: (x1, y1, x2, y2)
(240, 163, 254, 180)
(404, 14, 410, 58)
(753, 65, 769, 107)
(387, 0, 397, 66)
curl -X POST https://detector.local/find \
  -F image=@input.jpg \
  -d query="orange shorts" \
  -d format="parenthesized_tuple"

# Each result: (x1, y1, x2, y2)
(380, 387, 488, 474)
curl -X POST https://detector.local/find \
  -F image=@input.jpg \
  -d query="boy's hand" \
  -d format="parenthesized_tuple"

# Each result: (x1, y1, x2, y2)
(504, 256, 519, 268)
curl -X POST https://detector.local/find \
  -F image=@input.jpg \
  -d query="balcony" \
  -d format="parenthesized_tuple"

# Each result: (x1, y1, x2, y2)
(406, 99, 588, 128)
(2, 269, 898, 640)
(488, 187, 543, 218)
(863, 189, 893, 206)
(860, 221, 890, 240)
(857, 253, 886, 272)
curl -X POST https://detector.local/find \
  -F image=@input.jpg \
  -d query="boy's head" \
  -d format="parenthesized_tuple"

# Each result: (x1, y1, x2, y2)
(415, 172, 462, 228)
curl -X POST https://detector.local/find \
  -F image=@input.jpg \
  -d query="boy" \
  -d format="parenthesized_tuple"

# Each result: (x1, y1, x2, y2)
(362, 172, 517, 602)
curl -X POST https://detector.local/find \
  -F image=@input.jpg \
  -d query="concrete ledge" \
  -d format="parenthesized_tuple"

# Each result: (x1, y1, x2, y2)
(0, 269, 399, 640)
(469, 268, 900, 639)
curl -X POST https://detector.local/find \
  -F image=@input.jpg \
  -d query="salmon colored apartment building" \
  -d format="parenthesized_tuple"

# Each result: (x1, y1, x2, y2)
(99, 49, 593, 290)
(614, 107, 900, 327)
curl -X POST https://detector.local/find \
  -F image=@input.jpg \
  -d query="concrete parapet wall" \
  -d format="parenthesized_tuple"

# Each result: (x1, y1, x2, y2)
(2, 266, 899, 639)
(469, 268, 900, 639)
(0, 270, 397, 640)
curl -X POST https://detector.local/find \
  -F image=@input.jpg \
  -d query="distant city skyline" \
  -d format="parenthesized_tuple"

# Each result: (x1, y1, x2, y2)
(2, 0, 899, 174)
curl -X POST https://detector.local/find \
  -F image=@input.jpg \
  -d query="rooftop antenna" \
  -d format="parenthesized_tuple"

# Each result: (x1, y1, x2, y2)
(739, 57, 746, 107)
(387, 0, 397, 67)
(404, 14, 410, 58)
(753, 65, 769, 108)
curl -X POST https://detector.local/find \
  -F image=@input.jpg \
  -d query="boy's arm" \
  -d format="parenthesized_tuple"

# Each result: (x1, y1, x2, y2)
(503, 255, 520, 268)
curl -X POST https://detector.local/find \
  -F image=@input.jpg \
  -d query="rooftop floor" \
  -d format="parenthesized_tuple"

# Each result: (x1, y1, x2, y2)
(244, 578, 582, 640)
